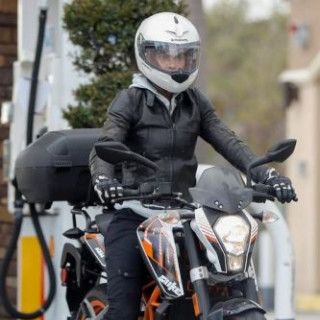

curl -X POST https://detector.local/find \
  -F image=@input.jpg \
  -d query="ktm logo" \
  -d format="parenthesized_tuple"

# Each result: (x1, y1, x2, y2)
(159, 275, 183, 296)
(95, 247, 105, 258)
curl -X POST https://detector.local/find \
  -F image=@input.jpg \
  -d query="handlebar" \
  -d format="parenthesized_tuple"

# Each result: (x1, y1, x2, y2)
(121, 188, 142, 197)
(252, 184, 275, 202)
(109, 186, 197, 210)
(105, 184, 297, 207)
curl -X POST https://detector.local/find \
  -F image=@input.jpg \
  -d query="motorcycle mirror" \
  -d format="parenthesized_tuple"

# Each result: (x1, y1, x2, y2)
(266, 139, 296, 163)
(95, 141, 159, 172)
(246, 139, 296, 187)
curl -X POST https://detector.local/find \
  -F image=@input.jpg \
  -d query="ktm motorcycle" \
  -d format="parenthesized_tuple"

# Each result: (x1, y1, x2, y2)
(60, 139, 296, 320)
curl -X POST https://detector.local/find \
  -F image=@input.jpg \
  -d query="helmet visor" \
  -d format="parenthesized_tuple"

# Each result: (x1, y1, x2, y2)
(138, 40, 200, 75)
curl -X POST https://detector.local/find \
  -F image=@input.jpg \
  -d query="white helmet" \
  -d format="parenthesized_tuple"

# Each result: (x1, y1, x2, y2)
(134, 12, 201, 93)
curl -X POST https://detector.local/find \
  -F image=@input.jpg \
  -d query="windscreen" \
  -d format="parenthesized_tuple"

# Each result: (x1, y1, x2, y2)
(189, 167, 253, 212)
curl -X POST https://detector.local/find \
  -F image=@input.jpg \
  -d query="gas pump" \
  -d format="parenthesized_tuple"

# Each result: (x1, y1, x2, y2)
(0, 1, 56, 318)
(0, 1, 88, 319)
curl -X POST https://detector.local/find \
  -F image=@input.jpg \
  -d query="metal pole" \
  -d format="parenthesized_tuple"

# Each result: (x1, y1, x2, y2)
(250, 201, 295, 320)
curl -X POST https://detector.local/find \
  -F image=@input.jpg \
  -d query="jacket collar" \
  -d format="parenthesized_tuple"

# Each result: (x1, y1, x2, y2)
(130, 73, 182, 113)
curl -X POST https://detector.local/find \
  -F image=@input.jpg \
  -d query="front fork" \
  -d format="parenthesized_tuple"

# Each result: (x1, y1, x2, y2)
(182, 221, 211, 320)
(183, 221, 266, 320)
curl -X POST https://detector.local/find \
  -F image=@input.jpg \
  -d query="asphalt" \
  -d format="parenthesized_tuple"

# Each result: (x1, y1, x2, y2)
(266, 311, 320, 320)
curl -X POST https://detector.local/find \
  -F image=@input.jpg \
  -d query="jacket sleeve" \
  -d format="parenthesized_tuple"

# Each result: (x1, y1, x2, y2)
(195, 88, 268, 182)
(89, 89, 134, 182)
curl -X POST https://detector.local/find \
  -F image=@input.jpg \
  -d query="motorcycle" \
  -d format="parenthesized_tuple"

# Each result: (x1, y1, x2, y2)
(60, 139, 297, 320)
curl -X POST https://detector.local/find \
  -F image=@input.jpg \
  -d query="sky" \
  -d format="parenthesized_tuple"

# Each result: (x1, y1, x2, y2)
(202, 0, 289, 20)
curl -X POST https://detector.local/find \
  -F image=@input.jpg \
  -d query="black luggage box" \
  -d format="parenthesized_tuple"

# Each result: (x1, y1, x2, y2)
(15, 129, 101, 204)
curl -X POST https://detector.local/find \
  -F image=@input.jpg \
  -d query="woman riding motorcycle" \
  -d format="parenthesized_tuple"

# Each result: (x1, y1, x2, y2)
(89, 12, 296, 320)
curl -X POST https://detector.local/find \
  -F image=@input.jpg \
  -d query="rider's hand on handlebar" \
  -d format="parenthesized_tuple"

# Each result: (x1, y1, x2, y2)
(263, 168, 297, 203)
(94, 175, 123, 204)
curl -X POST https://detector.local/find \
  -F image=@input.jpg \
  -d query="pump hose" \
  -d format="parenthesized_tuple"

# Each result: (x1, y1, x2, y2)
(0, 203, 56, 318)
(0, 6, 56, 318)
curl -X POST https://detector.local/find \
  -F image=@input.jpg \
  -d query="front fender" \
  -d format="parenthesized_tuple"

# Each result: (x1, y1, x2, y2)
(208, 298, 266, 320)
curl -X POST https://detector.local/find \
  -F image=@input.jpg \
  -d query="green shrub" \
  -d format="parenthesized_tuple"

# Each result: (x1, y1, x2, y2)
(62, 0, 187, 128)
(62, 71, 132, 128)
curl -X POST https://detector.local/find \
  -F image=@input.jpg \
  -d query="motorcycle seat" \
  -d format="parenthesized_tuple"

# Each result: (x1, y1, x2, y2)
(95, 211, 116, 236)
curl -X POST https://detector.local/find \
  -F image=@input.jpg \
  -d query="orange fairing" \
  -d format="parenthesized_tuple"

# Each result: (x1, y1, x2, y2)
(142, 238, 154, 258)
(142, 285, 161, 320)
(192, 292, 201, 317)
(137, 216, 184, 299)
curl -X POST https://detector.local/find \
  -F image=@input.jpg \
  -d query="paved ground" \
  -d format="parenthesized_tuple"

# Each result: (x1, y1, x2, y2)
(266, 311, 320, 319)
(295, 313, 320, 320)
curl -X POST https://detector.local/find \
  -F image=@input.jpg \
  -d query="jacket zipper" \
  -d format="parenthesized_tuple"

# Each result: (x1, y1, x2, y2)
(171, 122, 176, 189)
(159, 101, 176, 186)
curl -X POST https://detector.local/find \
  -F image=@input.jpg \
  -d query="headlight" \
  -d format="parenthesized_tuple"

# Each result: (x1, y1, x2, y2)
(214, 216, 250, 256)
(227, 254, 245, 271)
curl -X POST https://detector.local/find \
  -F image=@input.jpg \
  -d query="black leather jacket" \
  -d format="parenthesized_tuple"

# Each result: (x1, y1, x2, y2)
(89, 86, 267, 200)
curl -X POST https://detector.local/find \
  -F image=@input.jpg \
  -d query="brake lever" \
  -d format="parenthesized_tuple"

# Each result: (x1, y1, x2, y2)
(252, 184, 275, 203)
(252, 191, 275, 203)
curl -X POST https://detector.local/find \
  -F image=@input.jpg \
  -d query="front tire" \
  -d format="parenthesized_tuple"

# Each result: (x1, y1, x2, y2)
(75, 284, 108, 320)
(229, 309, 267, 320)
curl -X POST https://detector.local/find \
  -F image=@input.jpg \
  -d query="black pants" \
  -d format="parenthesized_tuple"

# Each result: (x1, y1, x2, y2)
(102, 208, 147, 320)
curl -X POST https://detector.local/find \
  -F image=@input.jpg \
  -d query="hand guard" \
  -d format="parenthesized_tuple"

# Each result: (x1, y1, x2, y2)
(94, 175, 123, 204)
(264, 168, 297, 203)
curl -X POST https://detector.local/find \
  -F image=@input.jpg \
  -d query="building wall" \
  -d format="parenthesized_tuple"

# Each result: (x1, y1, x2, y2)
(287, 81, 320, 293)
(0, 0, 16, 212)
(288, 0, 320, 68)
(0, 0, 17, 319)
(285, 0, 320, 295)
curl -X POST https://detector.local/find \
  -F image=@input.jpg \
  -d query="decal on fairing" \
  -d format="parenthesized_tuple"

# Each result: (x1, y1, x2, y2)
(195, 207, 218, 243)
(158, 275, 183, 296)
(243, 211, 259, 271)
(192, 208, 227, 273)
(243, 211, 258, 243)
(137, 216, 184, 299)
(84, 234, 106, 268)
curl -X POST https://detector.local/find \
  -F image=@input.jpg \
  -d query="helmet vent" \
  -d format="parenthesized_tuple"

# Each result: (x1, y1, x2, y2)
(174, 16, 179, 24)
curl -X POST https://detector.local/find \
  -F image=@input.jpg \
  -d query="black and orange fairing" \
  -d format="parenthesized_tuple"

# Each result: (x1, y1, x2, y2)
(137, 216, 184, 299)
(83, 233, 106, 268)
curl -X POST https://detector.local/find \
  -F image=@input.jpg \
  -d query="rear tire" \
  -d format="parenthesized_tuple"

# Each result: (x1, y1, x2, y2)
(75, 284, 108, 320)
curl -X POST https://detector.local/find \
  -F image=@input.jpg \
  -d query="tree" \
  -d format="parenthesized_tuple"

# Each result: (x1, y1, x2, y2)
(62, 0, 187, 128)
(205, 1, 288, 156)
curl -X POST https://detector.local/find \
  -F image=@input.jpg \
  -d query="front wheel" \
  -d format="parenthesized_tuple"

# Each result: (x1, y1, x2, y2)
(75, 284, 108, 320)
(225, 309, 267, 320)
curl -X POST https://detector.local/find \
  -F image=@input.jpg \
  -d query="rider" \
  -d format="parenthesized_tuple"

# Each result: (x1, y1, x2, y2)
(89, 12, 296, 320)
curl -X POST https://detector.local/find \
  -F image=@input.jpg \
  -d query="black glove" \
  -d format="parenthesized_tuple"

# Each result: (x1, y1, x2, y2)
(94, 175, 123, 204)
(263, 168, 297, 203)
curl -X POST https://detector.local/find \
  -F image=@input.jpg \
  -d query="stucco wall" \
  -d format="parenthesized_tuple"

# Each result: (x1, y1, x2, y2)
(286, 80, 320, 293)
(284, 0, 320, 296)
(289, 0, 320, 68)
